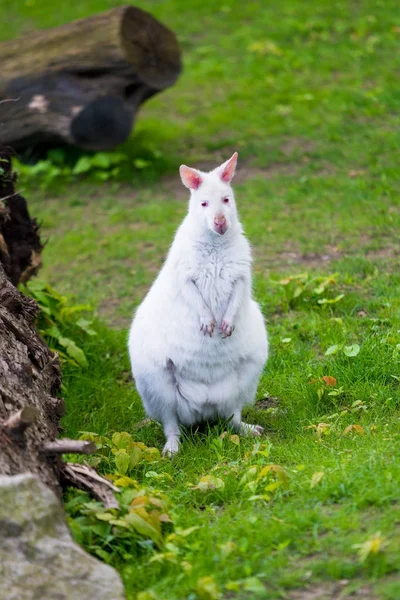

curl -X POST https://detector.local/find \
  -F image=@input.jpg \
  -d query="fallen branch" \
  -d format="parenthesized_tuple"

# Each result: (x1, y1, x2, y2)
(60, 462, 120, 509)
(42, 438, 96, 455)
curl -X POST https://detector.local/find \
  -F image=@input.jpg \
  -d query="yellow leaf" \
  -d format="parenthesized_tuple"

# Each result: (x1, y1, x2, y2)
(264, 481, 282, 493)
(143, 447, 161, 461)
(258, 465, 273, 479)
(131, 495, 150, 508)
(226, 581, 241, 592)
(196, 576, 220, 600)
(258, 464, 288, 486)
(344, 424, 365, 435)
(353, 532, 389, 563)
(248, 494, 268, 502)
(310, 471, 325, 488)
(114, 475, 138, 488)
(230, 434, 240, 445)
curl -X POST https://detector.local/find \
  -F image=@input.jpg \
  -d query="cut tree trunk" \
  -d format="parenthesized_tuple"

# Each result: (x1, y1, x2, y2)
(0, 5, 181, 151)
(0, 149, 117, 507)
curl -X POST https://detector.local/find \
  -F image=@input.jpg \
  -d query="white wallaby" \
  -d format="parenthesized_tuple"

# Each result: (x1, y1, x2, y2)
(128, 152, 269, 456)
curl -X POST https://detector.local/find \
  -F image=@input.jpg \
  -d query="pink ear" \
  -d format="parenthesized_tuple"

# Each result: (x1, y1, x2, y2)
(219, 152, 238, 183)
(179, 165, 202, 190)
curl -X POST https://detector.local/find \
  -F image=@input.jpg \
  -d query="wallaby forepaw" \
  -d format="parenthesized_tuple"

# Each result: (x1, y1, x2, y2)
(200, 318, 215, 337)
(220, 319, 234, 338)
(240, 422, 264, 437)
(162, 437, 180, 458)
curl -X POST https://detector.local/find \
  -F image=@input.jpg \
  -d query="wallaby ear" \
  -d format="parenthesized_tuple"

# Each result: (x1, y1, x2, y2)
(218, 152, 238, 183)
(179, 165, 202, 190)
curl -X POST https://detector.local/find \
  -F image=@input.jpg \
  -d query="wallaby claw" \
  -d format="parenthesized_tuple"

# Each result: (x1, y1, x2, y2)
(220, 320, 234, 338)
(200, 319, 215, 337)
(240, 422, 264, 437)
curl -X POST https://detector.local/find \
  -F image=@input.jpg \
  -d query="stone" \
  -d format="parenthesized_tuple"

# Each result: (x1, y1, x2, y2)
(0, 474, 126, 600)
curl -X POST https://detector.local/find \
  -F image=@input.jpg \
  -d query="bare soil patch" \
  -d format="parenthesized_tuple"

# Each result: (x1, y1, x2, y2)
(288, 582, 377, 600)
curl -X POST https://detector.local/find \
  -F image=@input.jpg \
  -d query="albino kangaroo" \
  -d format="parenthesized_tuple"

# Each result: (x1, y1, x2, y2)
(128, 153, 268, 456)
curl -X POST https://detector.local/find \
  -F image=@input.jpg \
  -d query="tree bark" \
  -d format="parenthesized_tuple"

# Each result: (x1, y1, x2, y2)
(0, 265, 63, 495)
(0, 148, 43, 286)
(0, 5, 182, 151)
(0, 149, 117, 506)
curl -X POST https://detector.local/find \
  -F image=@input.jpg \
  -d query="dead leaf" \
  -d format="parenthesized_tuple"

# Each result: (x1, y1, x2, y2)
(344, 424, 364, 435)
(322, 375, 337, 387)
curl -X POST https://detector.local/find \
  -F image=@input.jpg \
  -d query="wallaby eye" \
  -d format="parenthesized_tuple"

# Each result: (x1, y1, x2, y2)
(223, 197, 229, 204)
(201, 201, 208, 207)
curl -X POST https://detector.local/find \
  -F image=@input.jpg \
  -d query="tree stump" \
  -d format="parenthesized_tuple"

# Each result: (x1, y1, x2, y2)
(0, 148, 43, 285)
(0, 149, 118, 507)
(0, 5, 182, 151)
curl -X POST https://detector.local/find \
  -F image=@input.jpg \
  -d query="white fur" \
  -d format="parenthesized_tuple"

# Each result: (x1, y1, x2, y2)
(128, 154, 269, 456)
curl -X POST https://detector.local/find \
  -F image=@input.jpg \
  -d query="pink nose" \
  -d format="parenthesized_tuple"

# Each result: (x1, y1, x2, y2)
(214, 215, 226, 227)
(214, 214, 227, 235)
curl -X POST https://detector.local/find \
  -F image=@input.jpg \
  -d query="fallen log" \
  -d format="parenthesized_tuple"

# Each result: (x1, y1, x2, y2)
(0, 5, 181, 151)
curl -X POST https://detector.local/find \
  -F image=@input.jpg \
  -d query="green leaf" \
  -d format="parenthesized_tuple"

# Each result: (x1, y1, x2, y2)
(73, 156, 93, 175)
(133, 158, 151, 169)
(112, 432, 133, 449)
(115, 451, 130, 475)
(58, 337, 88, 367)
(343, 344, 360, 357)
(95, 512, 114, 521)
(325, 344, 340, 356)
(47, 148, 66, 165)
(196, 576, 220, 600)
(243, 577, 265, 594)
(129, 446, 142, 468)
(293, 286, 303, 298)
(317, 294, 345, 305)
(76, 318, 97, 336)
(94, 548, 112, 563)
(310, 471, 324, 488)
(44, 327, 61, 341)
(125, 512, 161, 542)
(91, 152, 112, 168)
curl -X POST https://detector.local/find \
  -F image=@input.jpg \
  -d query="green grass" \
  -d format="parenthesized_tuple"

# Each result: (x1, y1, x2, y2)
(3, 0, 400, 598)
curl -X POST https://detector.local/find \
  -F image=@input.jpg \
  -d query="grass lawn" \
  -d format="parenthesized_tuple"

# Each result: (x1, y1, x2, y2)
(3, 0, 400, 598)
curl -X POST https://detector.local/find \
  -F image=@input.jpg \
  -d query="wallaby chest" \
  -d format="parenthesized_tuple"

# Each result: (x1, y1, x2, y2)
(191, 245, 242, 316)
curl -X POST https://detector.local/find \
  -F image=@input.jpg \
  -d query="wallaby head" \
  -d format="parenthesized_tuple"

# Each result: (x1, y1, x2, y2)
(179, 153, 239, 237)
